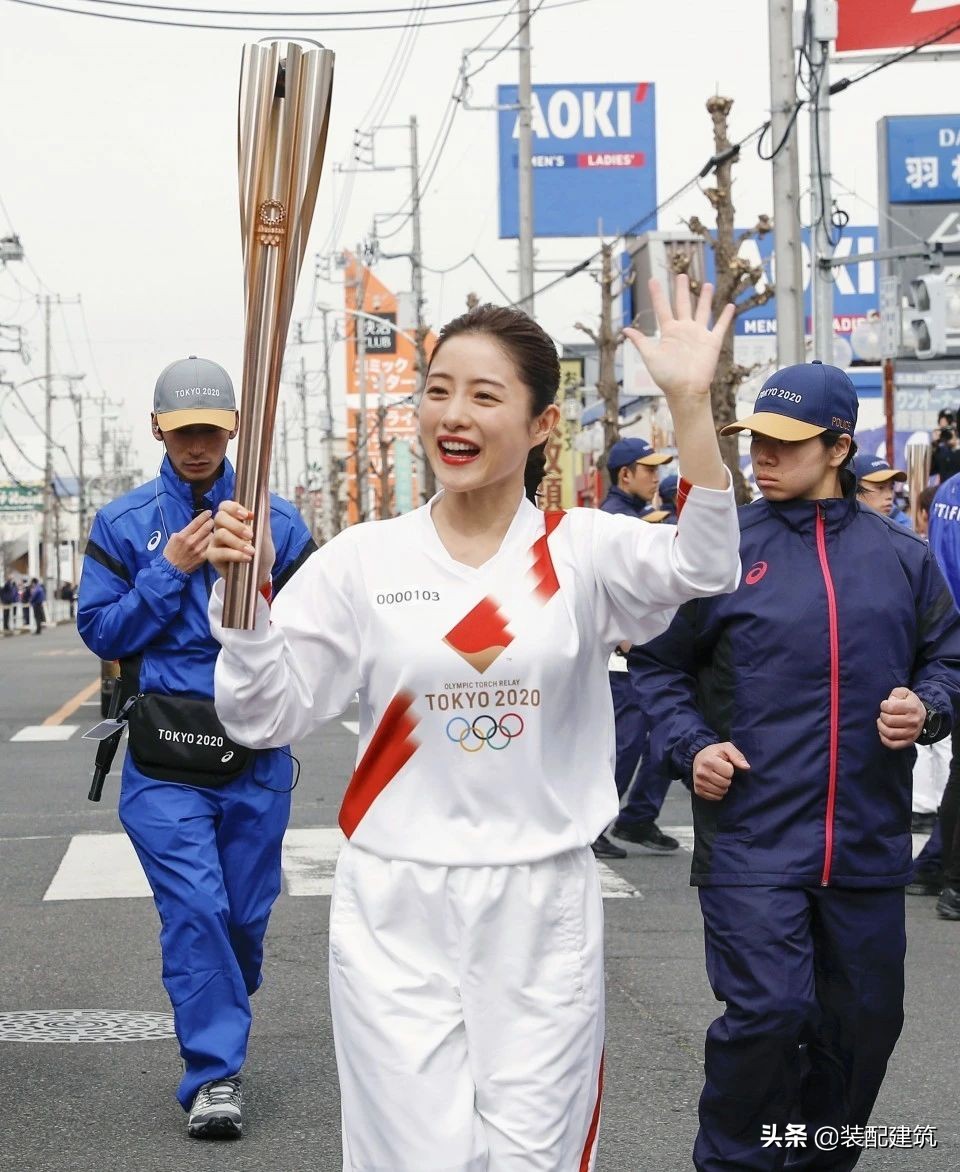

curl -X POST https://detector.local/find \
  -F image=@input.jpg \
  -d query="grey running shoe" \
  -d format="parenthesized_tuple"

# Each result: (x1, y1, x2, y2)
(187, 1076, 242, 1140)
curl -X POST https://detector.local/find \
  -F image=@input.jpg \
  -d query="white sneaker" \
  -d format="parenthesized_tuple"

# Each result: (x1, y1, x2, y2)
(187, 1076, 242, 1140)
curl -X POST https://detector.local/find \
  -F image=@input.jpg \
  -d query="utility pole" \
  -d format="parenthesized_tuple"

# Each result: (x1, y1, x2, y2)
(296, 355, 315, 538)
(68, 377, 87, 550)
(809, 0, 838, 361)
(377, 376, 392, 519)
(517, 0, 535, 316)
(768, 0, 805, 366)
(574, 243, 618, 485)
(41, 294, 53, 593)
(409, 114, 436, 503)
(355, 247, 369, 522)
(281, 399, 291, 500)
(319, 306, 337, 540)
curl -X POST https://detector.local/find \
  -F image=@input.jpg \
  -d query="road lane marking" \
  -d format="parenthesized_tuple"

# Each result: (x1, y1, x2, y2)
(43, 679, 100, 726)
(42, 829, 643, 901)
(11, 726, 79, 742)
(44, 834, 151, 900)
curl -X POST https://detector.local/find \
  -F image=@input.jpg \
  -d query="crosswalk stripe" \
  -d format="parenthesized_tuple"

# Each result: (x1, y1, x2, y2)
(11, 725, 79, 742)
(32, 825, 937, 904)
(44, 834, 151, 900)
(42, 828, 643, 901)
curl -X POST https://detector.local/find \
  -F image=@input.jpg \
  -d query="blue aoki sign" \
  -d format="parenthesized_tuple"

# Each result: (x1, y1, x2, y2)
(497, 82, 657, 238)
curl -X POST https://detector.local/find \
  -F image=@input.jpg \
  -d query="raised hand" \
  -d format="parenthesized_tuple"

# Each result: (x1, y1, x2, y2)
(623, 275, 735, 405)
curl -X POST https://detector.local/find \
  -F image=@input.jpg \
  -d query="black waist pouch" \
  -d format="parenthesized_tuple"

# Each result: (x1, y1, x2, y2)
(126, 693, 252, 788)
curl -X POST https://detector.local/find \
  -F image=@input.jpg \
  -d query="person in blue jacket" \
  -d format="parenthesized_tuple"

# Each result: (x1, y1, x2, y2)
(77, 357, 315, 1140)
(595, 437, 676, 859)
(599, 435, 672, 519)
(851, 451, 911, 527)
(925, 478, 960, 921)
(656, 472, 679, 524)
(28, 577, 46, 633)
(630, 361, 960, 1172)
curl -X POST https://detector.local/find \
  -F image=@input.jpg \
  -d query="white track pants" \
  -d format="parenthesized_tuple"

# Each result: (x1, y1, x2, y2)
(912, 738, 951, 814)
(329, 842, 605, 1172)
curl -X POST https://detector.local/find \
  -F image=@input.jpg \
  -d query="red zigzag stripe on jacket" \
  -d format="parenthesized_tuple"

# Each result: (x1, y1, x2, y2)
(529, 510, 565, 601)
(675, 477, 693, 519)
(339, 691, 420, 837)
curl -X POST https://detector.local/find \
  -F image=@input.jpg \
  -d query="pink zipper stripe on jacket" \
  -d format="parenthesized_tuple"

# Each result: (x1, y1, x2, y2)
(815, 505, 840, 886)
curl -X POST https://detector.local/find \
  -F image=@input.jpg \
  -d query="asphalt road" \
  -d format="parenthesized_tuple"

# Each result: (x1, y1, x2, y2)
(0, 621, 955, 1171)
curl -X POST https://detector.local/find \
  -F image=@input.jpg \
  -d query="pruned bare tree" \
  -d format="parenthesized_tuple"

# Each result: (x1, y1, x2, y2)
(676, 96, 774, 502)
(574, 241, 625, 489)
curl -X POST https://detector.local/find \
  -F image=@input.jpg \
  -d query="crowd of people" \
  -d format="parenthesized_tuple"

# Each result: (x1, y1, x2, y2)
(0, 576, 66, 635)
(72, 291, 960, 1171)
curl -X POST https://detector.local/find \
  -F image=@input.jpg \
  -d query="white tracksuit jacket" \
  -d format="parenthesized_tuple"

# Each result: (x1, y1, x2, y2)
(210, 481, 739, 866)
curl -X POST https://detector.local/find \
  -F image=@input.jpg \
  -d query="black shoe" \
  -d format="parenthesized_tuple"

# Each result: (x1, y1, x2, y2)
(187, 1076, 242, 1139)
(612, 820, 680, 853)
(936, 887, 960, 921)
(911, 811, 937, 834)
(591, 833, 627, 860)
(906, 873, 943, 897)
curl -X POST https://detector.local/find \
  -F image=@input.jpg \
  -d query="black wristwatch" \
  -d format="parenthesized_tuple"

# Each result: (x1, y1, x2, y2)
(919, 703, 946, 745)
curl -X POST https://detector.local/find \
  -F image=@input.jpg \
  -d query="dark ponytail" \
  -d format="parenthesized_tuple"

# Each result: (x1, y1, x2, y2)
(524, 441, 548, 503)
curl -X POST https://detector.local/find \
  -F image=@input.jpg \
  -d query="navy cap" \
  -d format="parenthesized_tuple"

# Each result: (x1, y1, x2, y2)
(607, 437, 673, 472)
(852, 452, 906, 483)
(720, 361, 858, 442)
(658, 473, 679, 502)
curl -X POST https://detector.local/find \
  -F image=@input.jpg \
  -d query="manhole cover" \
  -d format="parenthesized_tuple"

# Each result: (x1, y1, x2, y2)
(0, 1010, 175, 1043)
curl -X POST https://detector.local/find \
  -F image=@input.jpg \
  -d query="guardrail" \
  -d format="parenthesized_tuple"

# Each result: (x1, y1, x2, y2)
(1, 599, 75, 634)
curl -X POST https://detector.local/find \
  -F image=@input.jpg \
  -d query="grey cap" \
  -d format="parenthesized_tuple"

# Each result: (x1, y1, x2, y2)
(153, 356, 237, 432)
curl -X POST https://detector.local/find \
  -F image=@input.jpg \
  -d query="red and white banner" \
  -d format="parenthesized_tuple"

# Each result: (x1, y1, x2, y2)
(837, 0, 960, 53)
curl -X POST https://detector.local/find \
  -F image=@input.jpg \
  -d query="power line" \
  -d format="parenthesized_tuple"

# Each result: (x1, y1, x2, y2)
(4, 0, 576, 31)
(78, 0, 516, 12)
(463, 0, 539, 80)
(520, 19, 960, 312)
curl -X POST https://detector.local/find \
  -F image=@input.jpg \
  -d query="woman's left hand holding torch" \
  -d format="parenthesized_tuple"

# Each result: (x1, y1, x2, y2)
(208, 501, 274, 589)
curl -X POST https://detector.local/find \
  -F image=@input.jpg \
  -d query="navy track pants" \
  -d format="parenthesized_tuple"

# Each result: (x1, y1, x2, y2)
(119, 755, 291, 1109)
(695, 885, 905, 1172)
(610, 671, 672, 824)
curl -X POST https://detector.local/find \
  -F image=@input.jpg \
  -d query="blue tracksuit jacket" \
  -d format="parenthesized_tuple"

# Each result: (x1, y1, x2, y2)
(929, 476, 960, 606)
(78, 455, 314, 700)
(630, 489, 960, 888)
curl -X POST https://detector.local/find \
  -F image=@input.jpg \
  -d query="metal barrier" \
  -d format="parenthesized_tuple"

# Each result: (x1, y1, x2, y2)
(1, 599, 75, 633)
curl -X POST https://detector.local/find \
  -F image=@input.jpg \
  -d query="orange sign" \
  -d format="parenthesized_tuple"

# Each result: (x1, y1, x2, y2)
(343, 255, 437, 521)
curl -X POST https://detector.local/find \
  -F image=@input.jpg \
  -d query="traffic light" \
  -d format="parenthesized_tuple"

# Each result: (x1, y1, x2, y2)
(907, 272, 960, 360)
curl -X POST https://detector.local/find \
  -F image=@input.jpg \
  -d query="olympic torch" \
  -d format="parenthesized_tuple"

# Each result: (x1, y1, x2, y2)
(223, 40, 335, 628)
(905, 430, 932, 533)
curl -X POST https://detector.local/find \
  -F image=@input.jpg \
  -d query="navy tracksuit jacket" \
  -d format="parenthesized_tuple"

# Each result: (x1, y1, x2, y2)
(78, 456, 315, 1108)
(631, 488, 960, 1171)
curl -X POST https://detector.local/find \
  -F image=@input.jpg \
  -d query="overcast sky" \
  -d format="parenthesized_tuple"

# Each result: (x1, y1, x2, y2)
(2, 0, 960, 486)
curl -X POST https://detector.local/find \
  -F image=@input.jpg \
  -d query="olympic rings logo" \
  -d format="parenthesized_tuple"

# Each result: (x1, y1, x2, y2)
(446, 713, 525, 752)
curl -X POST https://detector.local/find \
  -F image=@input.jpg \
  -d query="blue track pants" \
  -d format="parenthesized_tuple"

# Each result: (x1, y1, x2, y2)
(119, 755, 291, 1108)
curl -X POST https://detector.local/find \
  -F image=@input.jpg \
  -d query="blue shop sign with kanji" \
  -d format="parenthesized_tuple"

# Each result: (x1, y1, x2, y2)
(497, 82, 657, 238)
(883, 114, 960, 203)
